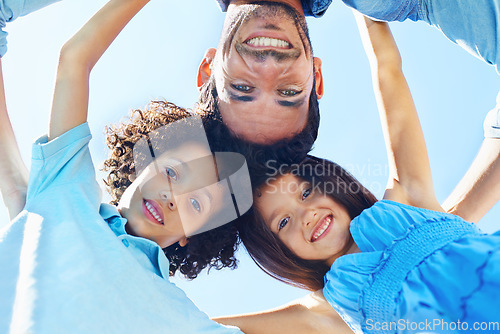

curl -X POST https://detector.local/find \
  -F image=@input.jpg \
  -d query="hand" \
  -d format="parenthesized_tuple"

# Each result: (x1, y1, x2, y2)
(1, 178, 28, 220)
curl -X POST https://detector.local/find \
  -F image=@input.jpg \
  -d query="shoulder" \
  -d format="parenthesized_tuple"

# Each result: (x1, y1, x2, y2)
(383, 179, 444, 212)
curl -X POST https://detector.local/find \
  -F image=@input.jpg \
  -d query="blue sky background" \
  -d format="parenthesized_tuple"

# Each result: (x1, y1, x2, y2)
(1, 0, 499, 318)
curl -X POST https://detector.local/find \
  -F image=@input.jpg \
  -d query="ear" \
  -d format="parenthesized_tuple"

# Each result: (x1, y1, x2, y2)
(197, 48, 217, 90)
(178, 237, 189, 248)
(313, 57, 324, 99)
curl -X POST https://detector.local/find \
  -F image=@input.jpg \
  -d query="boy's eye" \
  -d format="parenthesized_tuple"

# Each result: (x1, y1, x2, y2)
(165, 167, 177, 181)
(302, 187, 312, 200)
(190, 198, 201, 212)
(232, 84, 253, 93)
(278, 217, 289, 231)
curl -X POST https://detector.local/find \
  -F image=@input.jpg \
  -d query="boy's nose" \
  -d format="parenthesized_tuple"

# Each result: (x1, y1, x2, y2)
(160, 190, 176, 211)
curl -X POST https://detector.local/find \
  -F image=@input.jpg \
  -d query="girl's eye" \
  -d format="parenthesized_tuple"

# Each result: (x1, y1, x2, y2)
(165, 167, 177, 181)
(190, 198, 201, 212)
(232, 84, 253, 93)
(280, 89, 302, 97)
(278, 217, 289, 231)
(302, 187, 312, 200)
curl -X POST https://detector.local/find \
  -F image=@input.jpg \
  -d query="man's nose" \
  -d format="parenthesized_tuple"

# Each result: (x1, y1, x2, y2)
(246, 51, 293, 75)
(250, 59, 286, 80)
(160, 190, 176, 211)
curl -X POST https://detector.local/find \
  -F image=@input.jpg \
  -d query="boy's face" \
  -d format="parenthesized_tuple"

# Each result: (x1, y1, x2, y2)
(117, 142, 227, 248)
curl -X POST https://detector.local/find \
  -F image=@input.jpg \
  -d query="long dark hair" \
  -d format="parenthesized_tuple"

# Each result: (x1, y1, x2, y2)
(237, 156, 378, 291)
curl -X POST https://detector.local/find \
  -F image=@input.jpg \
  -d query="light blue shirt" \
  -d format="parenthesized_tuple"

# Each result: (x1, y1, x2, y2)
(0, 123, 242, 333)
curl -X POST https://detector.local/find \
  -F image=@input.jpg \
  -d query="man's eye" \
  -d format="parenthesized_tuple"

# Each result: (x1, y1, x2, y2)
(232, 84, 253, 92)
(302, 188, 311, 200)
(280, 89, 302, 97)
(278, 217, 289, 231)
(165, 167, 177, 181)
(190, 198, 201, 212)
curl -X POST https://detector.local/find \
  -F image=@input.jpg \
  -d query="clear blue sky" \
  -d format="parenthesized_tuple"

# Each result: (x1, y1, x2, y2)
(1, 0, 499, 318)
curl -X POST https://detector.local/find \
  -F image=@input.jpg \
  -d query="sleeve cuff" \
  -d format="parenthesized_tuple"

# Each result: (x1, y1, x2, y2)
(32, 123, 92, 160)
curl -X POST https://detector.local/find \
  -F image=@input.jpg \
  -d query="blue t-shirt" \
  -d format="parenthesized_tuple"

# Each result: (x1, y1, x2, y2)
(0, 123, 242, 333)
(323, 200, 500, 334)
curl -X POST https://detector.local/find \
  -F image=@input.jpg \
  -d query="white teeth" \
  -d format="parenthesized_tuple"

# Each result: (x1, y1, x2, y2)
(246, 37, 290, 48)
(312, 216, 332, 241)
(145, 201, 163, 223)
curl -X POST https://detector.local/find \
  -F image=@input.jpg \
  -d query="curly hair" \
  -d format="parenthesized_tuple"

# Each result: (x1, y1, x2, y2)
(102, 100, 240, 279)
(236, 156, 378, 291)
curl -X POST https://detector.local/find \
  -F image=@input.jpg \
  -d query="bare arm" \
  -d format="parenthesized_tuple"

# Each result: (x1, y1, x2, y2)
(214, 290, 352, 334)
(49, 0, 150, 140)
(0, 0, 150, 218)
(355, 15, 441, 210)
(442, 138, 500, 222)
(0, 59, 29, 220)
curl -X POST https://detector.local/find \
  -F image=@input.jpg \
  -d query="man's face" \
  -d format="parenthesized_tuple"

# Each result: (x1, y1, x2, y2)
(199, 1, 323, 144)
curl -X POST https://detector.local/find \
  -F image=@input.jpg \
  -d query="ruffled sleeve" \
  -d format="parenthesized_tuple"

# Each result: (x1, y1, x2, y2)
(349, 200, 459, 252)
(323, 252, 383, 333)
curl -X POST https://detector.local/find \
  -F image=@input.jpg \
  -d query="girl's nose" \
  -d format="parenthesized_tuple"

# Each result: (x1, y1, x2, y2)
(301, 207, 316, 228)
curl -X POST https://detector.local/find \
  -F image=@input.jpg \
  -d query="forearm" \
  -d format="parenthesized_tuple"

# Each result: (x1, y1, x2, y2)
(355, 14, 438, 207)
(50, 0, 150, 139)
(0, 115, 28, 190)
(61, 0, 150, 70)
(0, 60, 28, 219)
(215, 305, 317, 334)
(214, 291, 351, 334)
(355, 15, 402, 71)
(442, 138, 500, 223)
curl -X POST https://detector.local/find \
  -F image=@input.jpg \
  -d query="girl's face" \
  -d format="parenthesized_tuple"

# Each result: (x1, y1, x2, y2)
(255, 174, 356, 267)
(118, 142, 227, 248)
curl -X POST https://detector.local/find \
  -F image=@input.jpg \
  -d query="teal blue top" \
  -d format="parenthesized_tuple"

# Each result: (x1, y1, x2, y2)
(323, 200, 500, 334)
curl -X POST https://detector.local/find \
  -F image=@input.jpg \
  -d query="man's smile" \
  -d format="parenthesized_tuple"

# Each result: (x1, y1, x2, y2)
(245, 35, 292, 49)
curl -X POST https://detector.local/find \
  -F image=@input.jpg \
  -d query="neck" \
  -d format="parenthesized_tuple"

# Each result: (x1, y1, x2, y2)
(228, 0, 305, 16)
(346, 241, 360, 255)
(326, 238, 360, 267)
